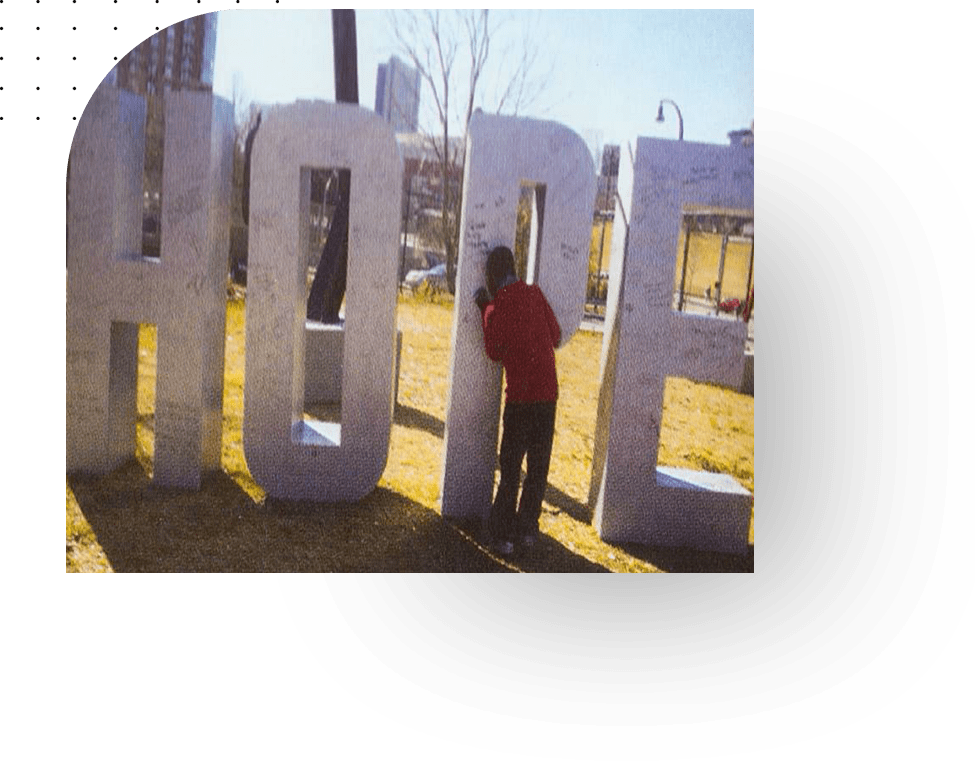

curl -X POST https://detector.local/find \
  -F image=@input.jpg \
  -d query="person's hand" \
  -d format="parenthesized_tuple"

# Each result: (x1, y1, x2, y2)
(473, 287, 490, 312)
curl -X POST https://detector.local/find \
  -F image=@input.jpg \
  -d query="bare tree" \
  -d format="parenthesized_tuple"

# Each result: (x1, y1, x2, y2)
(389, 10, 551, 294)
(230, 73, 249, 137)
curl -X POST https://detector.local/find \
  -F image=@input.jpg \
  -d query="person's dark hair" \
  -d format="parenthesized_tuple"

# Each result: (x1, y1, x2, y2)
(486, 245, 516, 297)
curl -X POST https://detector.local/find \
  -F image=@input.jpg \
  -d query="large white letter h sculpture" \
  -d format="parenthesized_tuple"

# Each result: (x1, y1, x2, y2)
(66, 83, 234, 488)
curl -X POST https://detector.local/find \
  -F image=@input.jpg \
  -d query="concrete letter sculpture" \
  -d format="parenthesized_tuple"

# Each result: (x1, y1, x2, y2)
(67, 83, 233, 488)
(589, 136, 754, 554)
(440, 111, 597, 520)
(243, 101, 402, 501)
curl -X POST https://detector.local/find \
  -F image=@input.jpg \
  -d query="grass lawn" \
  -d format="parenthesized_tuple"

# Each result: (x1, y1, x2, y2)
(66, 289, 753, 572)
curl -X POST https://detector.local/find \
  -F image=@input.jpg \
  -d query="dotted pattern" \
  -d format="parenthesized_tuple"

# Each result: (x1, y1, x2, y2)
(0, 1, 282, 125)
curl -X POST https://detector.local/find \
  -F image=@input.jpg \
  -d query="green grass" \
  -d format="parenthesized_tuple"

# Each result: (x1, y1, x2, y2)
(66, 290, 753, 573)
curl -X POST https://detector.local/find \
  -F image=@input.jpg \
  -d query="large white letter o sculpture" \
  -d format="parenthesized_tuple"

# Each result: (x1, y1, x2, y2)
(243, 101, 402, 501)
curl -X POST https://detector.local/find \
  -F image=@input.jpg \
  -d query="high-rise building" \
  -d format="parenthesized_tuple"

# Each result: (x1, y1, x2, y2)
(374, 56, 421, 134)
(112, 14, 218, 96)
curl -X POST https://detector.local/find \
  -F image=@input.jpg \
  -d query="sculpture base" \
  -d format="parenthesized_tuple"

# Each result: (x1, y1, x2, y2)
(304, 321, 402, 406)
(645, 466, 752, 555)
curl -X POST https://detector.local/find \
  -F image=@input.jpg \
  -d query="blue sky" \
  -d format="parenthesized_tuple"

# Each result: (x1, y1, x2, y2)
(212, 9, 753, 149)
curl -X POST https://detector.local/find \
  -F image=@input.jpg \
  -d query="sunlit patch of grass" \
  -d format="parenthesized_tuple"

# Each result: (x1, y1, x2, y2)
(659, 377, 754, 492)
(136, 323, 156, 475)
(220, 295, 265, 503)
(658, 376, 754, 544)
(66, 483, 112, 572)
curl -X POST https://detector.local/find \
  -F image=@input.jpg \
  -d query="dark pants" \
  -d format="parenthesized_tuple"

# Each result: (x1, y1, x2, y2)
(489, 401, 557, 543)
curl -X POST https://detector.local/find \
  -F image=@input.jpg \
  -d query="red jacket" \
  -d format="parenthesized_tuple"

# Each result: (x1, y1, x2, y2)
(481, 280, 560, 403)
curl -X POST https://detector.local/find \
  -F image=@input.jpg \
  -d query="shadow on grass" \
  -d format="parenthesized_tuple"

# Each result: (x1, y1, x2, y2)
(68, 460, 607, 573)
(394, 403, 445, 439)
(612, 541, 754, 573)
(543, 483, 592, 525)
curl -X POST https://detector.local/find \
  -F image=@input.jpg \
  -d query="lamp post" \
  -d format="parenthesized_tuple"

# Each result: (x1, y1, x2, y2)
(656, 98, 683, 141)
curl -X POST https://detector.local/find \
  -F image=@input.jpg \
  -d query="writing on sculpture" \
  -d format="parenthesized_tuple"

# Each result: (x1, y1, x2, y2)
(67, 83, 233, 489)
(440, 111, 597, 520)
(67, 84, 753, 557)
(589, 136, 754, 554)
(242, 101, 402, 501)
(64, 93, 407, 502)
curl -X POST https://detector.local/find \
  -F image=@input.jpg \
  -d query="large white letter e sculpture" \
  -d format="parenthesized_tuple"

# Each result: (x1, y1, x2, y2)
(590, 136, 754, 554)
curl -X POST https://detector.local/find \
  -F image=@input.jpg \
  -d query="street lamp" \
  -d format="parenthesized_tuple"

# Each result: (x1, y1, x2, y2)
(656, 98, 683, 141)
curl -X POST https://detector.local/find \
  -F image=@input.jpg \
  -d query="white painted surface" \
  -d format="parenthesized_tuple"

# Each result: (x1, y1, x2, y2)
(243, 101, 402, 501)
(440, 111, 597, 520)
(590, 136, 754, 553)
(66, 84, 233, 488)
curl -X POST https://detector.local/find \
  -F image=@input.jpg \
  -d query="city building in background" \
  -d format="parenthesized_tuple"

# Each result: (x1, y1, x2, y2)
(103, 14, 219, 257)
(111, 14, 218, 95)
(394, 132, 464, 281)
(374, 55, 421, 134)
(597, 144, 620, 215)
(584, 143, 620, 316)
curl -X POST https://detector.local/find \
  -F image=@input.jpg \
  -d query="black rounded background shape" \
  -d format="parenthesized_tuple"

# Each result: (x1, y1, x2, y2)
(278, 70, 973, 759)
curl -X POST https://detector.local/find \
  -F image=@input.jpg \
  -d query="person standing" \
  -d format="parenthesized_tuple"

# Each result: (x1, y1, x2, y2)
(474, 246, 561, 556)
